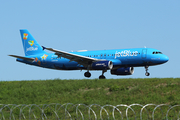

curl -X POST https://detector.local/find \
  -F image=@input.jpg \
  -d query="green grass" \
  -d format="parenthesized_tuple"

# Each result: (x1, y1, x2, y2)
(0, 78, 180, 105)
(0, 78, 180, 119)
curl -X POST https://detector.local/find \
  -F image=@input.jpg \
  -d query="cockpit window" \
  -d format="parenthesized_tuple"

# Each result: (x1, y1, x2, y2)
(152, 51, 162, 54)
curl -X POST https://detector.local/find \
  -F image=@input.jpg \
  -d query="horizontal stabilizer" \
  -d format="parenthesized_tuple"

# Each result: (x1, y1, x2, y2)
(9, 55, 34, 62)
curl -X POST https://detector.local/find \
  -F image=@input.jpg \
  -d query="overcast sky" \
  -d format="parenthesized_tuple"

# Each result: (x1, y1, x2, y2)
(1, 1, 180, 81)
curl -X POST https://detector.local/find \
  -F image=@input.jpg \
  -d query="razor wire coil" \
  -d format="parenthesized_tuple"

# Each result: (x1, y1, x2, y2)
(0, 103, 179, 120)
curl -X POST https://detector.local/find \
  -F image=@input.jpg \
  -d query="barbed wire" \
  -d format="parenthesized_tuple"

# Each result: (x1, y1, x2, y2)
(0, 103, 179, 120)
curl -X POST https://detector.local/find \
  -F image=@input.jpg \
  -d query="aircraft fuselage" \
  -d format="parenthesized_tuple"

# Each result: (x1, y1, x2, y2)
(17, 48, 169, 70)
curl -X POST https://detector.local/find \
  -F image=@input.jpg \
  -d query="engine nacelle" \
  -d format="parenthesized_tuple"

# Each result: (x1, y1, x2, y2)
(91, 61, 113, 70)
(111, 67, 134, 75)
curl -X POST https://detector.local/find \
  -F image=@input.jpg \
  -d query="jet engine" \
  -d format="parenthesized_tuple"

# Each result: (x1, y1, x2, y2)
(91, 61, 113, 70)
(111, 67, 134, 75)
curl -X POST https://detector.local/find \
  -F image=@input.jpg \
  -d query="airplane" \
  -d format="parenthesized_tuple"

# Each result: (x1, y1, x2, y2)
(9, 30, 169, 79)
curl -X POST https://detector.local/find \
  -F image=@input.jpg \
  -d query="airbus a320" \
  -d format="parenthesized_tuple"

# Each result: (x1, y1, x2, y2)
(9, 30, 169, 79)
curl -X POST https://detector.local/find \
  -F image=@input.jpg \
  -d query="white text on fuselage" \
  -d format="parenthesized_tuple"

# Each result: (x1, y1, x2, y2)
(96, 63, 107, 67)
(26, 47, 38, 52)
(115, 50, 138, 58)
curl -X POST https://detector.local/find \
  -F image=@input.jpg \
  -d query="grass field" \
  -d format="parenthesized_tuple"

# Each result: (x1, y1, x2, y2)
(0, 78, 179, 105)
(0, 78, 180, 119)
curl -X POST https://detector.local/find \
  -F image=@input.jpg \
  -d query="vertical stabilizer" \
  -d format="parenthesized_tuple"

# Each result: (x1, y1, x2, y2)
(20, 30, 45, 56)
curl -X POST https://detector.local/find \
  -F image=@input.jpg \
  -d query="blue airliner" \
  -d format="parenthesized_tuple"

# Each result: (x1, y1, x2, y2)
(9, 30, 169, 79)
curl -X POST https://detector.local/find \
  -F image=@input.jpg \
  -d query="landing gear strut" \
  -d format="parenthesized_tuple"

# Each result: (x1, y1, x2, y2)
(145, 66, 150, 76)
(99, 70, 106, 79)
(84, 65, 91, 78)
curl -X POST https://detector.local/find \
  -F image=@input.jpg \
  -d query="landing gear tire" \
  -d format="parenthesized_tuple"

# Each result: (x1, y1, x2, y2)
(84, 72, 91, 78)
(145, 66, 150, 76)
(99, 75, 106, 79)
(145, 72, 150, 76)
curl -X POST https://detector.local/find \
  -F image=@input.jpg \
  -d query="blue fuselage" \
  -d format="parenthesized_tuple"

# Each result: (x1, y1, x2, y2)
(17, 48, 169, 71)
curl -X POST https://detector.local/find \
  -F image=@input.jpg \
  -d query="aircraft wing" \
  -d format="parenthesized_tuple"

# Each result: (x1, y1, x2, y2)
(45, 48, 101, 67)
(9, 55, 35, 62)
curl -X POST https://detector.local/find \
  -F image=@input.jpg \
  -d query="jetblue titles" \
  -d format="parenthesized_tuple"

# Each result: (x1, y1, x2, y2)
(115, 50, 138, 58)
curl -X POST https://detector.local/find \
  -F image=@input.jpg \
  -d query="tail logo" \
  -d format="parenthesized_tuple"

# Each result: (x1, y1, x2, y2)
(28, 40, 34, 46)
(26, 40, 38, 52)
(23, 33, 28, 40)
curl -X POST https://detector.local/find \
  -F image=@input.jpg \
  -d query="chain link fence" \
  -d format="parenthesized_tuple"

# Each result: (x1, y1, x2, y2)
(0, 103, 180, 120)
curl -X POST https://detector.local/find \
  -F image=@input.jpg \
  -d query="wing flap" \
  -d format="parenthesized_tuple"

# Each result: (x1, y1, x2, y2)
(45, 48, 100, 66)
(46, 48, 97, 60)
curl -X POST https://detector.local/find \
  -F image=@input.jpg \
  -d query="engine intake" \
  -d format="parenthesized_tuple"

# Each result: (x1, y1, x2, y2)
(111, 67, 134, 75)
(91, 61, 113, 70)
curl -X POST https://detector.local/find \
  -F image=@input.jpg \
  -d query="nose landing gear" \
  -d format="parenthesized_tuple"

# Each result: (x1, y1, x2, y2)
(145, 66, 150, 76)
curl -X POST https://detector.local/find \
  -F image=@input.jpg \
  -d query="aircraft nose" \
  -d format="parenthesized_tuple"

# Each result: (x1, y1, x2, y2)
(161, 55, 169, 63)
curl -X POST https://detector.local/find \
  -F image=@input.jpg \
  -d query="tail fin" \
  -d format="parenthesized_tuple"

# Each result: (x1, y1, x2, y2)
(20, 29, 45, 56)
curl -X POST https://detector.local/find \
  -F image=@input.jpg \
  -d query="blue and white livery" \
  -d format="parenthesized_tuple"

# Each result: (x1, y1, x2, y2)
(9, 30, 169, 79)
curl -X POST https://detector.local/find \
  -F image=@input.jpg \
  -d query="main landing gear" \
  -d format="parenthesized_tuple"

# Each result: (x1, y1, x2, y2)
(99, 70, 106, 79)
(84, 71, 91, 78)
(84, 70, 107, 79)
(84, 65, 91, 78)
(145, 66, 150, 76)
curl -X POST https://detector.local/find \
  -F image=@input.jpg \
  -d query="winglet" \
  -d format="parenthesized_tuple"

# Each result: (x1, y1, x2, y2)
(42, 46, 46, 50)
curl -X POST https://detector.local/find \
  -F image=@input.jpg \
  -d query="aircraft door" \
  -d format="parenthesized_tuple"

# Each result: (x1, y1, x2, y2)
(141, 49, 147, 59)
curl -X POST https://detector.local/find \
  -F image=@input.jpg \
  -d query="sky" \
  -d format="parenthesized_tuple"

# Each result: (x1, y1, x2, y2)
(1, 1, 180, 81)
